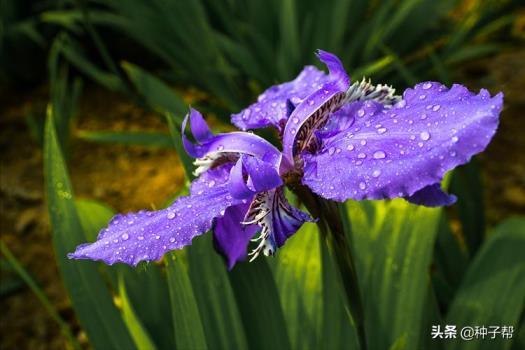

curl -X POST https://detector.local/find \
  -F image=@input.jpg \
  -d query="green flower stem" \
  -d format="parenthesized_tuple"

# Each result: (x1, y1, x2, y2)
(292, 184, 367, 350)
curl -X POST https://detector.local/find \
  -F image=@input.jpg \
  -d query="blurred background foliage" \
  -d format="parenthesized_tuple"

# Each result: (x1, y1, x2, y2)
(1, 0, 524, 349)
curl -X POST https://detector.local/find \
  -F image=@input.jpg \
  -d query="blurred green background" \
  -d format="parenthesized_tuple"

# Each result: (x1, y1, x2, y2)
(1, 0, 524, 349)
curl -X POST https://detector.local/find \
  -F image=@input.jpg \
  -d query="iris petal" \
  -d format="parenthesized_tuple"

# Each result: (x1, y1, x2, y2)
(302, 82, 503, 204)
(281, 51, 350, 170)
(213, 203, 259, 270)
(231, 66, 330, 131)
(68, 165, 240, 266)
(182, 109, 281, 164)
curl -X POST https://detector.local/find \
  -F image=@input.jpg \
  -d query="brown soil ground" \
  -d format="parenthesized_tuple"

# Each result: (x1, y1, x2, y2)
(1, 49, 524, 349)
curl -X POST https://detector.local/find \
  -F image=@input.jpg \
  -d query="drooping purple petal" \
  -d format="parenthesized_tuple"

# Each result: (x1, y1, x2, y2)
(302, 82, 503, 203)
(231, 66, 330, 131)
(182, 109, 281, 166)
(213, 203, 259, 270)
(405, 183, 457, 207)
(281, 51, 350, 171)
(244, 188, 314, 259)
(69, 170, 241, 266)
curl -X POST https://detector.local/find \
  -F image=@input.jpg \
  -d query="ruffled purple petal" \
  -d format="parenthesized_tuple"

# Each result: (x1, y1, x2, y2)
(302, 82, 503, 203)
(69, 174, 240, 266)
(231, 66, 330, 131)
(228, 155, 283, 199)
(213, 203, 259, 270)
(405, 183, 457, 207)
(281, 51, 350, 170)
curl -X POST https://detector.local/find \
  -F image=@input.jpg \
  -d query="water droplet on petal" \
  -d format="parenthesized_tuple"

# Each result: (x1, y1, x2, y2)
(360, 140, 367, 146)
(138, 236, 144, 240)
(377, 127, 387, 134)
(217, 145, 224, 151)
(167, 212, 176, 219)
(423, 82, 432, 90)
(419, 94, 426, 100)
(451, 136, 459, 143)
(208, 180, 216, 188)
(359, 182, 367, 190)
(121, 233, 129, 240)
(358, 152, 366, 159)
(357, 109, 365, 117)
(155, 235, 161, 240)
(293, 117, 299, 124)
(169, 237, 175, 243)
(308, 99, 314, 106)
(372, 169, 381, 178)
(397, 100, 406, 108)
(420, 131, 430, 141)
(421, 114, 427, 120)
(373, 150, 386, 159)
(347, 144, 354, 151)
(432, 105, 441, 111)
(328, 147, 336, 155)
(450, 151, 457, 157)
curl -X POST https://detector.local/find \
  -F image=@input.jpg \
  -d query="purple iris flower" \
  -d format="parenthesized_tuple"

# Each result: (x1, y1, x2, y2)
(69, 50, 503, 268)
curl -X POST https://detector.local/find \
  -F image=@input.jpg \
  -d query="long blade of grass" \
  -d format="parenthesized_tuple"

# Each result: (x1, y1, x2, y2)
(166, 251, 208, 350)
(44, 114, 136, 350)
(446, 217, 525, 350)
(76, 130, 173, 148)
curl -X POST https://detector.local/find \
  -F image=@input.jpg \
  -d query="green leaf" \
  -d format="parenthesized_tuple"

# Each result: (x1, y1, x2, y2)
(450, 160, 486, 255)
(229, 259, 291, 350)
(44, 115, 136, 350)
(347, 199, 443, 350)
(186, 234, 248, 350)
(0, 241, 81, 350)
(446, 217, 525, 350)
(76, 130, 173, 148)
(166, 112, 194, 181)
(272, 224, 323, 349)
(118, 274, 157, 350)
(122, 62, 187, 117)
(166, 251, 208, 350)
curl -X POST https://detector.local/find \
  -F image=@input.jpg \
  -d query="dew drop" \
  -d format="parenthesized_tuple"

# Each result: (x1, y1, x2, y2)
(291, 128, 296, 135)
(293, 117, 300, 124)
(138, 236, 144, 241)
(410, 135, 416, 140)
(328, 147, 336, 155)
(419, 94, 426, 100)
(358, 152, 366, 159)
(373, 150, 386, 159)
(432, 105, 441, 112)
(359, 182, 367, 190)
(397, 100, 406, 108)
(360, 140, 367, 146)
(421, 114, 427, 120)
(357, 109, 365, 117)
(450, 151, 457, 157)
(121, 233, 129, 240)
(422, 82, 432, 90)
(420, 131, 430, 141)
(167, 212, 176, 220)
(308, 99, 315, 106)
(217, 145, 224, 151)
(377, 127, 387, 134)
(169, 237, 175, 243)
(451, 136, 459, 143)
(372, 169, 381, 178)
(155, 235, 161, 240)
(208, 180, 216, 188)
(347, 144, 355, 151)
